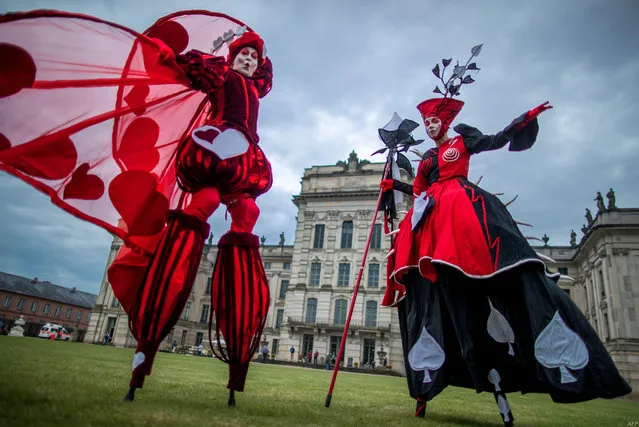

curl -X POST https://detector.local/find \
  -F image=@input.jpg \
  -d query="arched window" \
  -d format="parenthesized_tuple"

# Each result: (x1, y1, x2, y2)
(334, 299, 347, 325)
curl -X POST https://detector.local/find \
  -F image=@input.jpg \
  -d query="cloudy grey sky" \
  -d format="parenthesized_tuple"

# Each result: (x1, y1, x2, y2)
(1, 0, 638, 295)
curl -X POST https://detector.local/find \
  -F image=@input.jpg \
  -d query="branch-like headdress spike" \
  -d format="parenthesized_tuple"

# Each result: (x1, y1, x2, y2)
(417, 44, 483, 129)
(432, 43, 482, 101)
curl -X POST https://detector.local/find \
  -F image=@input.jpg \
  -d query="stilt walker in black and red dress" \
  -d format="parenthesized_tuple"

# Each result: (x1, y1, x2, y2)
(379, 45, 631, 425)
(0, 10, 271, 404)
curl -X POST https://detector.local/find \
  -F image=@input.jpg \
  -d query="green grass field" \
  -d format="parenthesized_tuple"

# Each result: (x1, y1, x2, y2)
(0, 336, 636, 427)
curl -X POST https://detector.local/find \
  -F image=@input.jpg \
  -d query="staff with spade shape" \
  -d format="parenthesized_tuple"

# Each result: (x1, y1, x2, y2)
(324, 113, 422, 408)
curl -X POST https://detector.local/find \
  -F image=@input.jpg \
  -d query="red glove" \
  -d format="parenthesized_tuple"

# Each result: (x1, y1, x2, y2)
(516, 101, 552, 130)
(528, 101, 553, 119)
(380, 179, 394, 191)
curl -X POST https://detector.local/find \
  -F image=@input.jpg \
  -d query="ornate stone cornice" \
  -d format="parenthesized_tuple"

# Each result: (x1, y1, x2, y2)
(357, 209, 373, 219)
(341, 212, 354, 221)
(328, 210, 340, 220)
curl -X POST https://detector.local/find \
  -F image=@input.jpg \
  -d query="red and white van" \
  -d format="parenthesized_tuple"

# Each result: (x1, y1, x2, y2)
(38, 323, 71, 341)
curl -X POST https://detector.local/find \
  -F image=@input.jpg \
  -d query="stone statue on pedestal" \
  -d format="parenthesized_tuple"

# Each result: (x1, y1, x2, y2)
(8, 315, 25, 337)
(606, 188, 616, 209)
(585, 208, 594, 225)
(595, 192, 605, 212)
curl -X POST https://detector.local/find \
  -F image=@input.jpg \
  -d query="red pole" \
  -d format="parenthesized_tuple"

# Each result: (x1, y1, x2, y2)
(325, 163, 390, 408)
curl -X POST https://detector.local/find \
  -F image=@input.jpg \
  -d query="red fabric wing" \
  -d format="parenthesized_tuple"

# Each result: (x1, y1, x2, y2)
(0, 10, 253, 255)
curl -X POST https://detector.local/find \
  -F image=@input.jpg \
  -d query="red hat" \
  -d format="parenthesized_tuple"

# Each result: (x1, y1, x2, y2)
(227, 31, 265, 64)
(416, 98, 465, 130)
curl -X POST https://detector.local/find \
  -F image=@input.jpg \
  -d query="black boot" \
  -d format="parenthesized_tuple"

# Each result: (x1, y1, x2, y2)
(123, 386, 136, 402)
(415, 398, 427, 418)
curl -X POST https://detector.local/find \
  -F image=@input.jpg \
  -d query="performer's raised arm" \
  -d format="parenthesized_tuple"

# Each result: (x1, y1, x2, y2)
(455, 101, 553, 154)
(176, 49, 230, 94)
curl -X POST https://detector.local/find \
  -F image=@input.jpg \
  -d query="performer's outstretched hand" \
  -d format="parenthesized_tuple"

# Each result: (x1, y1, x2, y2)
(527, 101, 553, 120)
(516, 101, 553, 131)
(380, 179, 394, 192)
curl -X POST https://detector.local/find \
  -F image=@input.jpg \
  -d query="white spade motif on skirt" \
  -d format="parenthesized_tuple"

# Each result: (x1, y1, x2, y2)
(408, 327, 445, 383)
(487, 298, 515, 356)
(132, 352, 146, 372)
(497, 395, 511, 423)
(488, 369, 511, 422)
(535, 311, 589, 383)
(487, 368, 502, 392)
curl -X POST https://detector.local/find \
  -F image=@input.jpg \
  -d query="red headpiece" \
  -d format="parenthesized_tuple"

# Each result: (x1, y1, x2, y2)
(227, 31, 265, 64)
(416, 97, 465, 131)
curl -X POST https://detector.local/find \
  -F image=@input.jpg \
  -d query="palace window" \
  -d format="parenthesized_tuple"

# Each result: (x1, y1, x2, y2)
(334, 299, 347, 325)
(337, 263, 350, 287)
(313, 224, 325, 249)
(279, 280, 289, 300)
(368, 263, 379, 287)
(365, 300, 378, 327)
(305, 298, 317, 323)
(310, 262, 321, 286)
(341, 221, 353, 249)
(371, 224, 382, 249)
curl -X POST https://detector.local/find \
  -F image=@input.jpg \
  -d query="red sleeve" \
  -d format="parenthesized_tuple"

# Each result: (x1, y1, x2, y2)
(252, 57, 273, 98)
(176, 49, 230, 94)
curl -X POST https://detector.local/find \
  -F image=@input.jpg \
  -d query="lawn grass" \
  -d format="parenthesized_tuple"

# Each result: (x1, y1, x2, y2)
(0, 336, 636, 426)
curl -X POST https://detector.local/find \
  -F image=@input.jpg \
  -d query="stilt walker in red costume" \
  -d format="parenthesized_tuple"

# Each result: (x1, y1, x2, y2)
(378, 45, 631, 425)
(0, 10, 271, 404)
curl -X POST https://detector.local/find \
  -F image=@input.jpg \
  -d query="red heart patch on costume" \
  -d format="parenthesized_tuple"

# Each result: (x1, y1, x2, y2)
(193, 127, 220, 144)
(63, 163, 105, 200)
(109, 170, 169, 236)
(124, 84, 150, 116)
(116, 117, 160, 171)
(0, 43, 36, 98)
(3, 135, 77, 180)
(146, 20, 189, 54)
(0, 133, 11, 151)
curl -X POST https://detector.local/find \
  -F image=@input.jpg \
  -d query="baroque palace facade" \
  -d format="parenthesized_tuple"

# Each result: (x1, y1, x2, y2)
(86, 152, 639, 395)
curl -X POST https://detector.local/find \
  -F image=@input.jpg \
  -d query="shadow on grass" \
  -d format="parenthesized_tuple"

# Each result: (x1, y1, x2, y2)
(426, 411, 504, 426)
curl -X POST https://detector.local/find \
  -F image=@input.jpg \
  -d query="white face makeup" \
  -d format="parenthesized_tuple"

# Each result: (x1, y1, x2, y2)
(423, 116, 442, 139)
(231, 46, 259, 77)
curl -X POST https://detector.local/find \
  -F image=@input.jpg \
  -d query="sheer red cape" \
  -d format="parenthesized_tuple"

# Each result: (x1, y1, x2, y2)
(0, 9, 253, 257)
